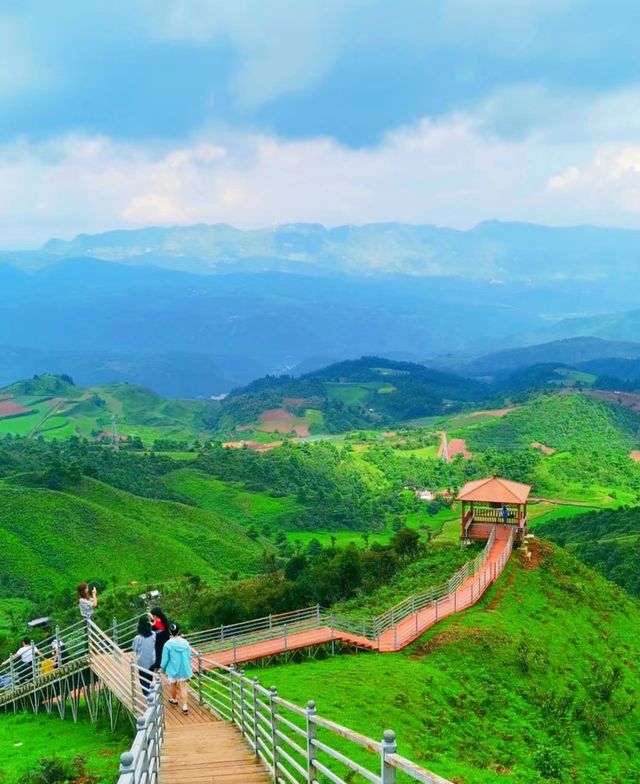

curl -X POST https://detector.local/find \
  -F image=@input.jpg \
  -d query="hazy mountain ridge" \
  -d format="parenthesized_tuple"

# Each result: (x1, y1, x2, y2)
(7, 220, 640, 284)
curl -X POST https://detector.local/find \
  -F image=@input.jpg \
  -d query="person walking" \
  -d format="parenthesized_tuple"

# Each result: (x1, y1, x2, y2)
(77, 583, 98, 621)
(159, 622, 193, 714)
(132, 616, 156, 699)
(149, 607, 171, 671)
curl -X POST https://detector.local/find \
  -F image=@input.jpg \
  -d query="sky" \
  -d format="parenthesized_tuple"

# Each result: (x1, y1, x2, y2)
(1, 0, 640, 247)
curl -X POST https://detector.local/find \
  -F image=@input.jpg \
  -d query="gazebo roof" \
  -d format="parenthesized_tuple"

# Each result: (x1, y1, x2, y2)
(457, 476, 531, 504)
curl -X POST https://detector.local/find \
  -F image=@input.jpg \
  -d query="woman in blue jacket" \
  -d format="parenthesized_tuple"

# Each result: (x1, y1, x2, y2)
(160, 622, 193, 714)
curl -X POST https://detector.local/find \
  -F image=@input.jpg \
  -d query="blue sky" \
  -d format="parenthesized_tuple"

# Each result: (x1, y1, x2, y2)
(1, 0, 640, 246)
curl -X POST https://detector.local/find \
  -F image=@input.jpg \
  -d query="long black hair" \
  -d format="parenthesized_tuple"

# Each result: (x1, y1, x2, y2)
(137, 616, 153, 637)
(149, 607, 170, 629)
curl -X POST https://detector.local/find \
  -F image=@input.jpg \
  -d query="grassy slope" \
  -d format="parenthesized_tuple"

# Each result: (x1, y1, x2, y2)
(0, 711, 130, 784)
(0, 378, 214, 444)
(164, 468, 301, 530)
(0, 477, 265, 598)
(462, 393, 640, 452)
(251, 544, 640, 784)
(536, 506, 640, 597)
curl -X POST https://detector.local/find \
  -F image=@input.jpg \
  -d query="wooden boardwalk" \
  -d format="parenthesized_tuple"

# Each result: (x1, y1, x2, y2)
(160, 684, 268, 784)
(201, 528, 512, 666)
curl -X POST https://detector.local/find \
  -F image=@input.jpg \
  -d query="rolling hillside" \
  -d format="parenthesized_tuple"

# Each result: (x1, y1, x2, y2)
(0, 477, 266, 600)
(252, 543, 640, 784)
(0, 373, 216, 444)
(537, 506, 640, 598)
(215, 356, 485, 436)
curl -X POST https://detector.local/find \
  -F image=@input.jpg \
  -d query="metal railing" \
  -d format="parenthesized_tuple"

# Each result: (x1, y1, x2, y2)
(87, 619, 153, 717)
(0, 617, 90, 707)
(117, 679, 164, 784)
(197, 655, 454, 784)
(185, 526, 505, 657)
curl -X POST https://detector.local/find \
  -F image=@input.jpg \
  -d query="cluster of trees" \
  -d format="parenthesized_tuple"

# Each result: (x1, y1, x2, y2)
(187, 527, 424, 628)
(194, 442, 390, 530)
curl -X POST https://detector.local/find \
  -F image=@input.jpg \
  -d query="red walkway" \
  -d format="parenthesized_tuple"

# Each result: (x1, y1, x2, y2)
(200, 527, 514, 667)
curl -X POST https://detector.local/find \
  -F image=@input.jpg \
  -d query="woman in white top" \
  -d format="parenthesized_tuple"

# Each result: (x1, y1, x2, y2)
(77, 582, 98, 621)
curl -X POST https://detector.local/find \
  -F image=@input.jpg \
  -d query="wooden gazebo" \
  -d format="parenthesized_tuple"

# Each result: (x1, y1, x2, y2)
(458, 476, 531, 542)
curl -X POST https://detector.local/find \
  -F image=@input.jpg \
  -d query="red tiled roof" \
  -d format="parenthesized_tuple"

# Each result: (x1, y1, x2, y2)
(457, 476, 531, 504)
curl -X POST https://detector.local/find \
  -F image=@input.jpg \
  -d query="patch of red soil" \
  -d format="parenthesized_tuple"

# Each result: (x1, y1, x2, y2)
(630, 451, 640, 462)
(260, 408, 296, 423)
(448, 438, 472, 459)
(0, 400, 30, 418)
(258, 408, 310, 436)
(469, 407, 514, 418)
(223, 440, 283, 452)
(531, 441, 555, 455)
(519, 538, 552, 570)
(586, 389, 640, 412)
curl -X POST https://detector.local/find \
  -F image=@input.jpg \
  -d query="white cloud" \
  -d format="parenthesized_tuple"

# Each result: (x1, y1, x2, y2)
(4, 87, 640, 248)
(547, 145, 640, 214)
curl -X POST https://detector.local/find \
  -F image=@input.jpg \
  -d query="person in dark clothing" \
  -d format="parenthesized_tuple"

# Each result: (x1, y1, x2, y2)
(149, 607, 171, 671)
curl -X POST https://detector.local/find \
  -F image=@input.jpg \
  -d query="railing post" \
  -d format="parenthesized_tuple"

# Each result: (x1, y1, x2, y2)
(269, 686, 279, 780)
(112, 617, 118, 645)
(393, 625, 398, 650)
(233, 637, 237, 665)
(119, 751, 135, 782)
(380, 729, 397, 784)
(283, 624, 288, 652)
(230, 666, 236, 723)
(252, 678, 260, 758)
(315, 603, 321, 622)
(239, 669, 246, 737)
(197, 654, 203, 704)
(269, 613, 273, 630)
(306, 700, 318, 782)
(55, 625, 62, 670)
(136, 715, 148, 776)
(129, 660, 137, 713)
(435, 599, 438, 622)
(30, 640, 36, 681)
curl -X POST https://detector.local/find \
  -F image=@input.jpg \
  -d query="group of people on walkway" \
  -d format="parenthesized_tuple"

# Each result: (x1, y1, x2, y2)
(2, 583, 194, 712)
(132, 608, 194, 713)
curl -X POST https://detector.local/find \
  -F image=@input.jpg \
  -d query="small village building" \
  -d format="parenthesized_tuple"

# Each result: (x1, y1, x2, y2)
(457, 475, 531, 542)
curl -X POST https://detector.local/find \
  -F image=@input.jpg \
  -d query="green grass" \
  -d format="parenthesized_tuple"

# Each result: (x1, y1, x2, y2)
(0, 379, 216, 445)
(0, 711, 130, 783)
(0, 476, 266, 600)
(249, 544, 640, 783)
(326, 383, 370, 405)
(164, 469, 301, 531)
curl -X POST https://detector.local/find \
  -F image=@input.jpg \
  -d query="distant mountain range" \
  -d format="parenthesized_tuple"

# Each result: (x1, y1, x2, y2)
(433, 337, 640, 378)
(7, 221, 640, 287)
(3, 220, 640, 396)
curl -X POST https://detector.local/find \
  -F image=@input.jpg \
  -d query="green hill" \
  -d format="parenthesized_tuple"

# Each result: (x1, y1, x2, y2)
(215, 356, 485, 436)
(537, 506, 640, 598)
(0, 477, 266, 600)
(0, 373, 217, 444)
(462, 393, 640, 453)
(252, 543, 640, 784)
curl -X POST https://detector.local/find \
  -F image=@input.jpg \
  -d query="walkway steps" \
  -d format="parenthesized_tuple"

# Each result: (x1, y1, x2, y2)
(161, 685, 268, 784)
